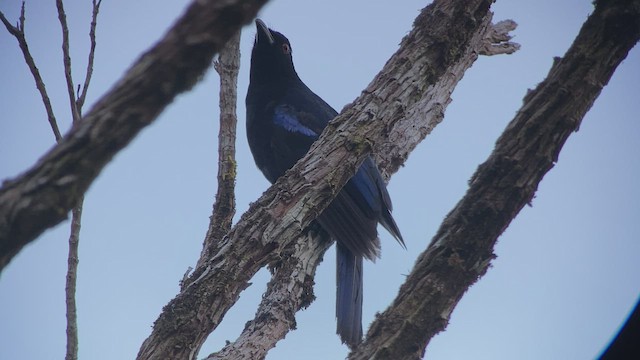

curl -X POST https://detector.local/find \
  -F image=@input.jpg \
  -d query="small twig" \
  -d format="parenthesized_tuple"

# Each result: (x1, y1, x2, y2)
(59, 1, 102, 360)
(56, 0, 81, 124)
(77, 0, 102, 110)
(0, 2, 62, 141)
(1, 3, 92, 360)
(55, 3, 81, 360)
(0, 0, 267, 272)
(65, 197, 83, 360)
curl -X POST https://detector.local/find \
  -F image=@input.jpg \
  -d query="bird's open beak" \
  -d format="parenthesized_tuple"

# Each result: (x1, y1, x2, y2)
(255, 19, 275, 45)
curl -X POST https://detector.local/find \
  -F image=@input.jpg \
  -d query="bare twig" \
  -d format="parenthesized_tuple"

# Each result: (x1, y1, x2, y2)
(196, 30, 240, 270)
(77, 0, 102, 110)
(0, 0, 270, 271)
(59, 0, 103, 359)
(56, 0, 80, 124)
(0, 2, 62, 141)
(65, 198, 82, 360)
(3, 2, 103, 358)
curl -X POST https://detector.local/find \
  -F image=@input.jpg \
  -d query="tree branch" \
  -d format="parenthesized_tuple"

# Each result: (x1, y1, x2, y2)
(0, 0, 269, 272)
(196, 31, 241, 270)
(0, 1, 62, 141)
(56, 0, 81, 124)
(61, 1, 103, 359)
(77, 0, 102, 110)
(137, 1, 499, 359)
(205, 230, 332, 360)
(65, 198, 82, 360)
(350, 0, 640, 358)
(202, 7, 521, 359)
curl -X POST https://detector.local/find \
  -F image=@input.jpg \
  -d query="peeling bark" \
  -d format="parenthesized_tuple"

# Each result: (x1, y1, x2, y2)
(205, 230, 331, 360)
(137, 1, 501, 359)
(201, 6, 521, 360)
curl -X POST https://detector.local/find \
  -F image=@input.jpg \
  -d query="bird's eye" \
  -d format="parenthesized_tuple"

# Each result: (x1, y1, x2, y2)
(282, 43, 291, 54)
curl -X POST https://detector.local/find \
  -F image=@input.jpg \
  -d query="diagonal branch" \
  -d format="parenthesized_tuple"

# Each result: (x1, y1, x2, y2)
(0, 0, 270, 272)
(205, 230, 332, 360)
(137, 1, 499, 359)
(351, 0, 640, 358)
(203, 8, 521, 360)
(0, 1, 62, 141)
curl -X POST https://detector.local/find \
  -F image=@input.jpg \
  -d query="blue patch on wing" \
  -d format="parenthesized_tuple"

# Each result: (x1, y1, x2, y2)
(273, 105, 317, 137)
(350, 164, 379, 211)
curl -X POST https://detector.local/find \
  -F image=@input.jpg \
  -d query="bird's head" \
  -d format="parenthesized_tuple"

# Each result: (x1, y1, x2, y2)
(250, 19, 298, 83)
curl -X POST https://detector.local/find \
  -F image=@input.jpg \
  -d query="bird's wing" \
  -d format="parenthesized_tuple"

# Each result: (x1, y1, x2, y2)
(279, 84, 404, 253)
(279, 82, 337, 135)
(273, 104, 319, 138)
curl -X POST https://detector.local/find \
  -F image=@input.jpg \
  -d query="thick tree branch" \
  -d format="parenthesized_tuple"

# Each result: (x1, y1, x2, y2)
(0, 0, 269, 272)
(137, 1, 498, 359)
(201, 8, 520, 359)
(350, 1, 640, 359)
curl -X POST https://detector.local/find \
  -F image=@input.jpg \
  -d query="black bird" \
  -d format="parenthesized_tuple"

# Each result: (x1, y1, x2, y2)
(246, 19, 404, 348)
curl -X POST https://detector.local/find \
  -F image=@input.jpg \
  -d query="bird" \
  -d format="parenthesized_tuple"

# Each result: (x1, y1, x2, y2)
(245, 19, 405, 348)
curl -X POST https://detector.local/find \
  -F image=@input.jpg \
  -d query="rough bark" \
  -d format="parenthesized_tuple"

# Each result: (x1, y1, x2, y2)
(197, 31, 241, 270)
(137, 1, 500, 359)
(350, 1, 640, 359)
(205, 230, 332, 360)
(202, 11, 519, 360)
(0, 0, 269, 272)
(65, 199, 82, 360)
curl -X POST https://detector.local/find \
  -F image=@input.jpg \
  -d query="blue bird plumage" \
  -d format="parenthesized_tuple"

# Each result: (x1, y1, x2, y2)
(246, 19, 404, 348)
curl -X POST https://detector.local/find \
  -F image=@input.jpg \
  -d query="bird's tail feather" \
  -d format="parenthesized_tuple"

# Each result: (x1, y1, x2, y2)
(336, 242, 363, 348)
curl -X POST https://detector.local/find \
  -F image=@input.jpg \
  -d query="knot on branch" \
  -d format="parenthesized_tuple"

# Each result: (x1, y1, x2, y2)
(479, 19, 520, 56)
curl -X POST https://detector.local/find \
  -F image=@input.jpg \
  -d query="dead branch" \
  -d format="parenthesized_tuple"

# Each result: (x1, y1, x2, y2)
(136, 1, 499, 359)
(350, 0, 640, 358)
(77, 0, 102, 110)
(0, 1, 62, 141)
(55, 0, 81, 124)
(201, 7, 521, 359)
(0, 0, 269, 272)
(196, 31, 241, 270)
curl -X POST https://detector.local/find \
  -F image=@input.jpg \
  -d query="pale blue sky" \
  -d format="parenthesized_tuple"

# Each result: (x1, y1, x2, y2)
(1, 1, 638, 359)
